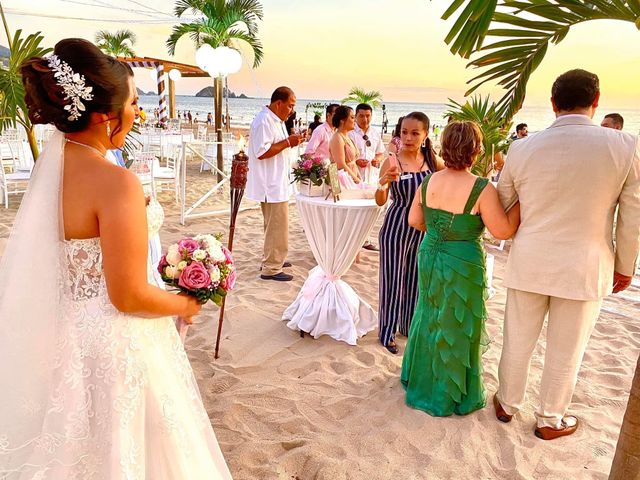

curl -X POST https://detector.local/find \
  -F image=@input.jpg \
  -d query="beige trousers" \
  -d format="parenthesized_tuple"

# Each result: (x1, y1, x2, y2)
(260, 201, 289, 276)
(497, 289, 602, 428)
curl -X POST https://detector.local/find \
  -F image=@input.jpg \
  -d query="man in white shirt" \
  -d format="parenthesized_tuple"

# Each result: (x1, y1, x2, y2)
(350, 103, 385, 251)
(304, 103, 339, 160)
(246, 87, 304, 282)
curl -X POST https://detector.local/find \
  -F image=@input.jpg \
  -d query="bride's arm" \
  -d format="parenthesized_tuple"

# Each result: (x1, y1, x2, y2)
(98, 168, 200, 318)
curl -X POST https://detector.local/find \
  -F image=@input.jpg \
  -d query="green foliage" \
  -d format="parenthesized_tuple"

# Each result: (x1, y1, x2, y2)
(166, 0, 264, 68)
(95, 29, 137, 57)
(342, 87, 383, 108)
(445, 95, 512, 177)
(0, 30, 51, 133)
(440, 1, 640, 123)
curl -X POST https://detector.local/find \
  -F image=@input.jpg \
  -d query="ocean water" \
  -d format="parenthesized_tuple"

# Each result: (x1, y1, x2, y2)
(139, 95, 640, 135)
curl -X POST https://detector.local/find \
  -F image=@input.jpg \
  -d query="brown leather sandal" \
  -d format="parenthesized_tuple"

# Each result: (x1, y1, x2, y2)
(493, 394, 513, 423)
(534, 416, 579, 440)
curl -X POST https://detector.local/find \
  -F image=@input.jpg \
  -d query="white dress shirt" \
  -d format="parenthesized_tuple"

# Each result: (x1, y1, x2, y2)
(246, 106, 293, 203)
(304, 122, 334, 160)
(349, 124, 385, 184)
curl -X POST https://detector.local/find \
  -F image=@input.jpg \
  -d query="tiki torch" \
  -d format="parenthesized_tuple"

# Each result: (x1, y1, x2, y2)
(215, 135, 248, 359)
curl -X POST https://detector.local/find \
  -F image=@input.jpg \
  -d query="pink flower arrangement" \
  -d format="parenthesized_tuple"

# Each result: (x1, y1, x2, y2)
(291, 153, 330, 186)
(159, 233, 236, 306)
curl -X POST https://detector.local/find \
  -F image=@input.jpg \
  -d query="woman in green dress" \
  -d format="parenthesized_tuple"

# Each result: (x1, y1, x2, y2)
(401, 121, 520, 417)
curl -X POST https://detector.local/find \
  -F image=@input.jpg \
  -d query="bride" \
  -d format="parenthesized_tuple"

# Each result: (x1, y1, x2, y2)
(0, 39, 232, 479)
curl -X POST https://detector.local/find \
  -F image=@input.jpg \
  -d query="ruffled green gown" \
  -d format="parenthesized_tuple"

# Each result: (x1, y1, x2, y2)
(401, 175, 490, 417)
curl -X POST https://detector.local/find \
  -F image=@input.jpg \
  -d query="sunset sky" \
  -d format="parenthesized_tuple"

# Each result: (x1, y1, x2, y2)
(5, 0, 640, 109)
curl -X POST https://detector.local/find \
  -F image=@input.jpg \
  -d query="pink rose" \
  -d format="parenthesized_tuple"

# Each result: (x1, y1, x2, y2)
(178, 238, 199, 256)
(302, 159, 313, 170)
(157, 255, 168, 274)
(221, 267, 237, 290)
(178, 261, 211, 290)
(222, 246, 234, 265)
(313, 156, 322, 165)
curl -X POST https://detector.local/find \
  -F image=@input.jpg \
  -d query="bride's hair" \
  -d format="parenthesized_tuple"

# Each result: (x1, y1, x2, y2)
(21, 38, 134, 136)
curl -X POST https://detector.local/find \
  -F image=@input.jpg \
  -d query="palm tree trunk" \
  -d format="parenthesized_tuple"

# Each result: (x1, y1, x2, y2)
(214, 76, 224, 183)
(26, 127, 39, 162)
(609, 354, 640, 479)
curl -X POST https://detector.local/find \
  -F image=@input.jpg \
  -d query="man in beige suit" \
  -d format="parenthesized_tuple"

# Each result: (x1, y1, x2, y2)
(494, 69, 640, 440)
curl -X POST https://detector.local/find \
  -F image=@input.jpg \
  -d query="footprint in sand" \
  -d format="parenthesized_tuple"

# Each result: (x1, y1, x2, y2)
(208, 374, 240, 394)
(330, 361, 348, 375)
(281, 439, 306, 451)
(355, 351, 375, 367)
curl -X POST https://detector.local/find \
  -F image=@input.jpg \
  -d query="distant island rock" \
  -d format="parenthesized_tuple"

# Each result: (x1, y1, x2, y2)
(136, 87, 156, 96)
(0, 45, 9, 59)
(195, 86, 249, 99)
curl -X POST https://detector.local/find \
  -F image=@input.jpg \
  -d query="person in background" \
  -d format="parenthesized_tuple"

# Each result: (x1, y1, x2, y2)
(246, 86, 304, 282)
(308, 114, 322, 134)
(207, 112, 213, 125)
(187, 110, 192, 124)
(402, 121, 520, 416)
(194, 113, 199, 124)
(382, 104, 389, 134)
(329, 105, 361, 188)
(376, 112, 440, 354)
(285, 111, 297, 135)
(305, 104, 339, 160)
(601, 113, 624, 130)
(511, 123, 528, 140)
(494, 69, 640, 440)
(350, 103, 385, 251)
(387, 116, 404, 154)
(138, 107, 146, 124)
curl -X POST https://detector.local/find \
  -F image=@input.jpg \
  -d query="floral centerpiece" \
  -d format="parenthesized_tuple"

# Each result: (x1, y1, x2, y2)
(291, 153, 330, 197)
(158, 233, 236, 342)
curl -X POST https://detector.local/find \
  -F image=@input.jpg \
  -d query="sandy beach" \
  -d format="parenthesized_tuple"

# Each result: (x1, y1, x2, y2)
(1, 153, 638, 480)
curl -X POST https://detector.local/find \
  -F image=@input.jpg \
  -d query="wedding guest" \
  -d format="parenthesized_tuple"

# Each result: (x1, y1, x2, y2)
(2, 37, 232, 477)
(285, 110, 297, 135)
(308, 114, 322, 134)
(350, 103, 385, 251)
(247, 86, 304, 282)
(494, 69, 640, 440)
(305, 103, 339, 160)
(387, 116, 404, 154)
(329, 105, 361, 188)
(601, 112, 624, 130)
(401, 121, 520, 417)
(187, 110, 192, 123)
(375, 112, 439, 354)
(207, 112, 213, 125)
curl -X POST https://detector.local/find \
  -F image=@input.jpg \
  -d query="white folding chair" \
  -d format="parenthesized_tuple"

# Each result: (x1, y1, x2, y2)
(0, 162, 30, 208)
(153, 143, 180, 204)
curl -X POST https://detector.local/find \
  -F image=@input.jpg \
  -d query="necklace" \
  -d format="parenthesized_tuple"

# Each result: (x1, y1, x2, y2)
(65, 138, 107, 158)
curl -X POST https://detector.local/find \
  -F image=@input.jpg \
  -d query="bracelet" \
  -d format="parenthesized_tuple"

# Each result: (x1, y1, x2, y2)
(376, 182, 389, 192)
(286, 138, 291, 147)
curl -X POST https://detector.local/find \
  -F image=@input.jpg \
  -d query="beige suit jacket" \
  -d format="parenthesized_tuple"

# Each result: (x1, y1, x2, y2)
(498, 114, 640, 301)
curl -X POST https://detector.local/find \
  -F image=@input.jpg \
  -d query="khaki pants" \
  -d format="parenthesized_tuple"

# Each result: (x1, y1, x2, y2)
(497, 289, 602, 428)
(260, 201, 289, 276)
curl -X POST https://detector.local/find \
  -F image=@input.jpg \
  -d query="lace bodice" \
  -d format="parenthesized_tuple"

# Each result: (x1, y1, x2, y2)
(63, 237, 104, 301)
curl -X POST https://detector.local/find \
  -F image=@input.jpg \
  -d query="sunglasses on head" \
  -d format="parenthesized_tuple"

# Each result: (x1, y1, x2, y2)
(362, 134, 372, 147)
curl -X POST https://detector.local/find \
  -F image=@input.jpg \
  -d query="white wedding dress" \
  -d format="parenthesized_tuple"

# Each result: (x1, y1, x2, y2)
(0, 132, 232, 479)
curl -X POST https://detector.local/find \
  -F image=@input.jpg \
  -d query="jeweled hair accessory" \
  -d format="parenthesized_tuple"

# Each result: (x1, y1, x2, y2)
(47, 54, 94, 121)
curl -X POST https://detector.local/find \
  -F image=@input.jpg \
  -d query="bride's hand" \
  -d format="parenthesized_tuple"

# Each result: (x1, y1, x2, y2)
(179, 293, 202, 319)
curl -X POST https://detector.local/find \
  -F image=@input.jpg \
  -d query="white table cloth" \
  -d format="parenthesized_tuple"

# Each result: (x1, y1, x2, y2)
(283, 195, 382, 345)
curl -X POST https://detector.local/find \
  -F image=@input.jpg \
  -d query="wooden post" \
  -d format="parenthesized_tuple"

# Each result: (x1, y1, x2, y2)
(168, 78, 176, 119)
(214, 76, 224, 183)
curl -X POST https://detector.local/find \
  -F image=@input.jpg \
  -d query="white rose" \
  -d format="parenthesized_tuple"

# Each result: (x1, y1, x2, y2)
(166, 244, 182, 266)
(208, 243, 226, 263)
(208, 266, 221, 283)
(177, 261, 188, 271)
(195, 234, 216, 246)
(321, 158, 331, 167)
(193, 249, 207, 261)
(165, 266, 180, 279)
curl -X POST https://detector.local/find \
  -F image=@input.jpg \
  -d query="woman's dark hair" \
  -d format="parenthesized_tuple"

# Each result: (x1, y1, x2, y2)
(392, 116, 404, 138)
(441, 121, 483, 170)
(551, 69, 599, 111)
(402, 112, 436, 172)
(21, 38, 134, 136)
(332, 105, 353, 129)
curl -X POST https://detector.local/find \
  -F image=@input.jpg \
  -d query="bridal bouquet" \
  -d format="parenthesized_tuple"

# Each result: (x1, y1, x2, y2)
(158, 234, 236, 342)
(291, 153, 330, 186)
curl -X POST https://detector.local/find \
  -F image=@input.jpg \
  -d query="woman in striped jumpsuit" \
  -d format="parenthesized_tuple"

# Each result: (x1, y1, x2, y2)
(376, 112, 440, 354)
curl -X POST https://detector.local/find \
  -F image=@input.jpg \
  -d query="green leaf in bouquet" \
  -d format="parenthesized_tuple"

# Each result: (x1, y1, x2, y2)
(212, 293, 223, 306)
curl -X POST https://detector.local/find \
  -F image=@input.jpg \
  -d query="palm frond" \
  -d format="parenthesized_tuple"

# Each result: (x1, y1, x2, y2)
(441, 0, 639, 123)
(341, 87, 383, 107)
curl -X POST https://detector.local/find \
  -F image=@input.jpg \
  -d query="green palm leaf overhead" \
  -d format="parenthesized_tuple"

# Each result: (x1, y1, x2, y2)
(440, 1, 640, 123)
(95, 29, 137, 58)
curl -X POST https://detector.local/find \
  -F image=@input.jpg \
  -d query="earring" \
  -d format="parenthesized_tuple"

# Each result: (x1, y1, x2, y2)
(106, 121, 111, 137)
(421, 138, 427, 148)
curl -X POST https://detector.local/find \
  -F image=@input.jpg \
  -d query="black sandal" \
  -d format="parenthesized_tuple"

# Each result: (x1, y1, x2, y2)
(385, 342, 399, 354)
